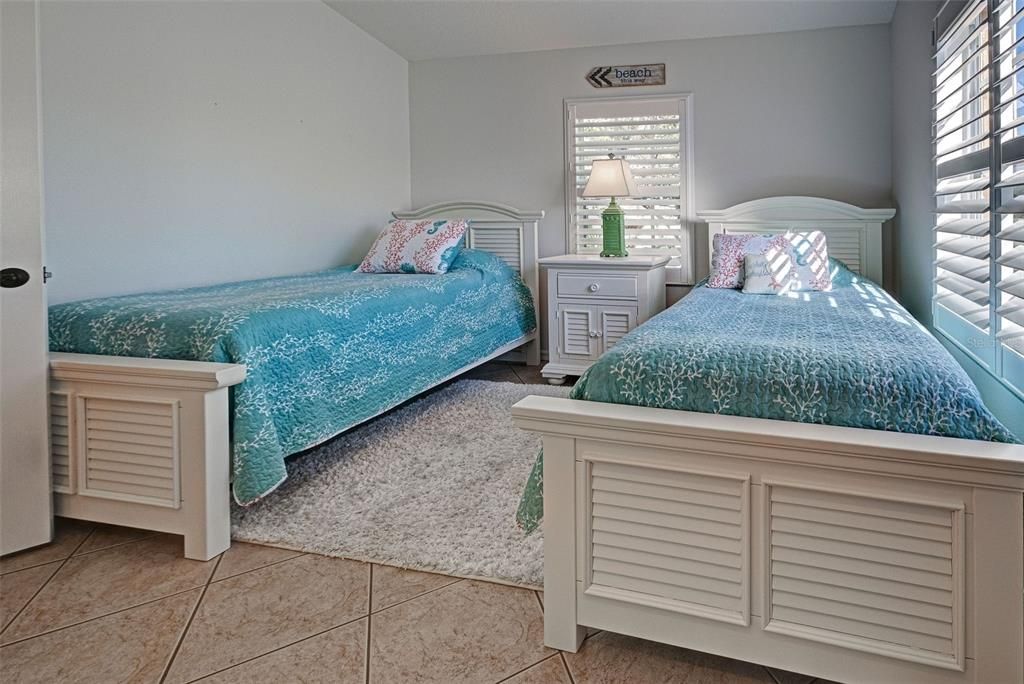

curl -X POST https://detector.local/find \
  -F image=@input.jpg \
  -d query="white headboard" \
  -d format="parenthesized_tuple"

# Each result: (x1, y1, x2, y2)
(695, 197, 895, 285)
(392, 200, 542, 313)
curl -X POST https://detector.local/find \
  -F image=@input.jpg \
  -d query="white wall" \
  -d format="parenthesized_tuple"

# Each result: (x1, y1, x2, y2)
(409, 24, 893, 282)
(891, 0, 938, 327)
(41, 0, 410, 303)
(890, 0, 1023, 437)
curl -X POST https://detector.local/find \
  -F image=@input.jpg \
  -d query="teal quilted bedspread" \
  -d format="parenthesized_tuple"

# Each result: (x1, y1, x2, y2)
(516, 262, 1017, 532)
(49, 249, 536, 504)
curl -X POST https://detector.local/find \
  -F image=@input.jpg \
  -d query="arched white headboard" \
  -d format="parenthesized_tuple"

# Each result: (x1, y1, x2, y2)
(393, 201, 542, 364)
(696, 197, 895, 285)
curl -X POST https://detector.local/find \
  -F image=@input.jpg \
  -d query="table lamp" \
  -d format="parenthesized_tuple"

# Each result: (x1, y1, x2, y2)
(581, 153, 637, 257)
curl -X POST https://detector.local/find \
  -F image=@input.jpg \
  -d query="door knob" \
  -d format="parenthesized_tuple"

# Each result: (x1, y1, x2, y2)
(0, 268, 30, 288)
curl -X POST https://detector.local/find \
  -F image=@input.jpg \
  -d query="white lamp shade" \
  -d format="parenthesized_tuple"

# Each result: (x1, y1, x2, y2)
(581, 156, 638, 198)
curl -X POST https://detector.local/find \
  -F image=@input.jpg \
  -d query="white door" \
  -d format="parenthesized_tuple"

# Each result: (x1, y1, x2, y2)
(1, 0, 53, 554)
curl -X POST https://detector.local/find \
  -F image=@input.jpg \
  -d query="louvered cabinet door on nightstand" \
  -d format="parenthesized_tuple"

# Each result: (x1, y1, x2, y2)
(540, 255, 669, 384)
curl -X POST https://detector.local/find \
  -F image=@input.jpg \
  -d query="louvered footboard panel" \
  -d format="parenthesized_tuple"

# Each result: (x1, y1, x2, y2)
(763, 482, 965, 670)
(77, 396, 181, 508)
(582, 460, 750, 625)
(50, 391, 73, 493)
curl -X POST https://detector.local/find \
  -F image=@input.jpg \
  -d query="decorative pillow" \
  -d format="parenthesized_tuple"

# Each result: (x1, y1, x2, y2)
(742, 253, 793, 295)
(708, 233, 792, 289)
(708, 231, 832, 291)
(783, 230, 832, 291)
(358, 219, 468, 274)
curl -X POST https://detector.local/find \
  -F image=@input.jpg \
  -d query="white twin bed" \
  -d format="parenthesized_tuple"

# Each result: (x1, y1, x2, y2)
(512, 197, 1024, 684)
(47, 201, 541, 560)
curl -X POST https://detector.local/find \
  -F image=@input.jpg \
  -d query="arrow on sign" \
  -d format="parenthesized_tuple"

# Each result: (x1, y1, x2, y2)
(586, 66, 614, 88)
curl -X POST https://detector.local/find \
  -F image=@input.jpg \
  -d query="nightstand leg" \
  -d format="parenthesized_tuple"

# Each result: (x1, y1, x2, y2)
(546, 376, 566, 385)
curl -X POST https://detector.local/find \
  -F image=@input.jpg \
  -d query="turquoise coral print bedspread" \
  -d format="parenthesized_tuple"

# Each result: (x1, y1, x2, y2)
(516, 263, 1017, 532)
(49, 249, 536, 504)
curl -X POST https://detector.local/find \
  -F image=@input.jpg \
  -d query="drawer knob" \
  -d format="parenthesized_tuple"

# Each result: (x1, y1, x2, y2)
(587, 283, 600, 292)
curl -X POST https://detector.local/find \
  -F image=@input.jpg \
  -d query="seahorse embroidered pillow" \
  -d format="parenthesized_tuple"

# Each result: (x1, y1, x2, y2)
(741, 253, 793, 294)
(358, 219, 469, 274)
(783, 230, 833, 291)
(708, 233, 792, 289)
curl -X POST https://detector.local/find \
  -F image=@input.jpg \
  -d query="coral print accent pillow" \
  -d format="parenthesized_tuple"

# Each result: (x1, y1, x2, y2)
(358, 219, 469, 274)
(708, 231, 832, 291)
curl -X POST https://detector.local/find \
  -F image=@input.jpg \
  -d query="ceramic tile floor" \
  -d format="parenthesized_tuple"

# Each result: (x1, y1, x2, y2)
(0, 364, 837, 683)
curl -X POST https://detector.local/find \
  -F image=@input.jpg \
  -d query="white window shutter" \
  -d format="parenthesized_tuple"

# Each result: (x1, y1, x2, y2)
(934, 0, 992, 332)
(934, 0, 1024, 390)
(566, 96, 693, 283)
(994, 0, 1024, 357)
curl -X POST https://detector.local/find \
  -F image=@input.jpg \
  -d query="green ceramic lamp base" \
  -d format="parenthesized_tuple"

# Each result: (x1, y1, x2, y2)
(599, 197, 628, 257)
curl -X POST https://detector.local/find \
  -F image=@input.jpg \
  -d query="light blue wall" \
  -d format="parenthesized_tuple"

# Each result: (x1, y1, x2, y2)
(891, 1, 1023, 438)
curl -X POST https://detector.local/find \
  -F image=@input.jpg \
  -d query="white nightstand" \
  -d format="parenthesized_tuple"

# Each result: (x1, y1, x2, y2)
(539, 254, 669, 384)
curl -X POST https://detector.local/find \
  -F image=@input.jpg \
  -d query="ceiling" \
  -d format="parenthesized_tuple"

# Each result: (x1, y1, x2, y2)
(324, 0, 898, 62)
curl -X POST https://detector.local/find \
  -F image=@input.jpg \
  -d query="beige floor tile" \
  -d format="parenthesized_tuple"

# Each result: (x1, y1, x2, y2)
(490, 369, 526, 384)
(0, 562, 60, 632)
(195, 618, 367, 683)
(75, 523, 158, 555)
(165, 554, 368, 683)
(2, 534, 215, 643)
(369, 579, 550, 683)
(510, 365, 550, 385)
(503, 654, 572, 683)
(466, 361, 512, 373)
(212, 542, 304, 582)
(463, 363, 522, 384)
(563, 631, 774, 684)
(0, 518, 92, 575)
(0, 589, 200, 684)
(766, 666, 817, 684)
(370, 564, 460, 611)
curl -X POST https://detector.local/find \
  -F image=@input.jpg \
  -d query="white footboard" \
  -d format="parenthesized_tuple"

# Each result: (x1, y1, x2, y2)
(49, 353, 246, 560)
(511, 396, 1024, 684)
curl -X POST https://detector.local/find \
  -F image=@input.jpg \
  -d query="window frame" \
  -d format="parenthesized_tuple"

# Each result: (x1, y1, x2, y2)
(563, 92, 696, 284)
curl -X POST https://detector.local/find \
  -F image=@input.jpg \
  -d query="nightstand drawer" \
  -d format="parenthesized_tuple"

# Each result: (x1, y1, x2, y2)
(557, 273, 638, 300)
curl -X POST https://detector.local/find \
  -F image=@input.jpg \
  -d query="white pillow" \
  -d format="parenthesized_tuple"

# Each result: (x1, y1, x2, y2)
(742, 253, 791, 295)
(783, 230, 833, 291)
(358, 219, 468, 274)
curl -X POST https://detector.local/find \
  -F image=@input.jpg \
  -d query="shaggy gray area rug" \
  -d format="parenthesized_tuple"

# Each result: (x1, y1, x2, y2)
(231, 379, 569, 588)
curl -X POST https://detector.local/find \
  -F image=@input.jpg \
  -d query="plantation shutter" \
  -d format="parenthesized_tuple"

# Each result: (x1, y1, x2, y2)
(996, 0, 1024, 354)
(567, 97, 692, 283)
(934, 0, 992, 330)
(934, 0, 1024, 391)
